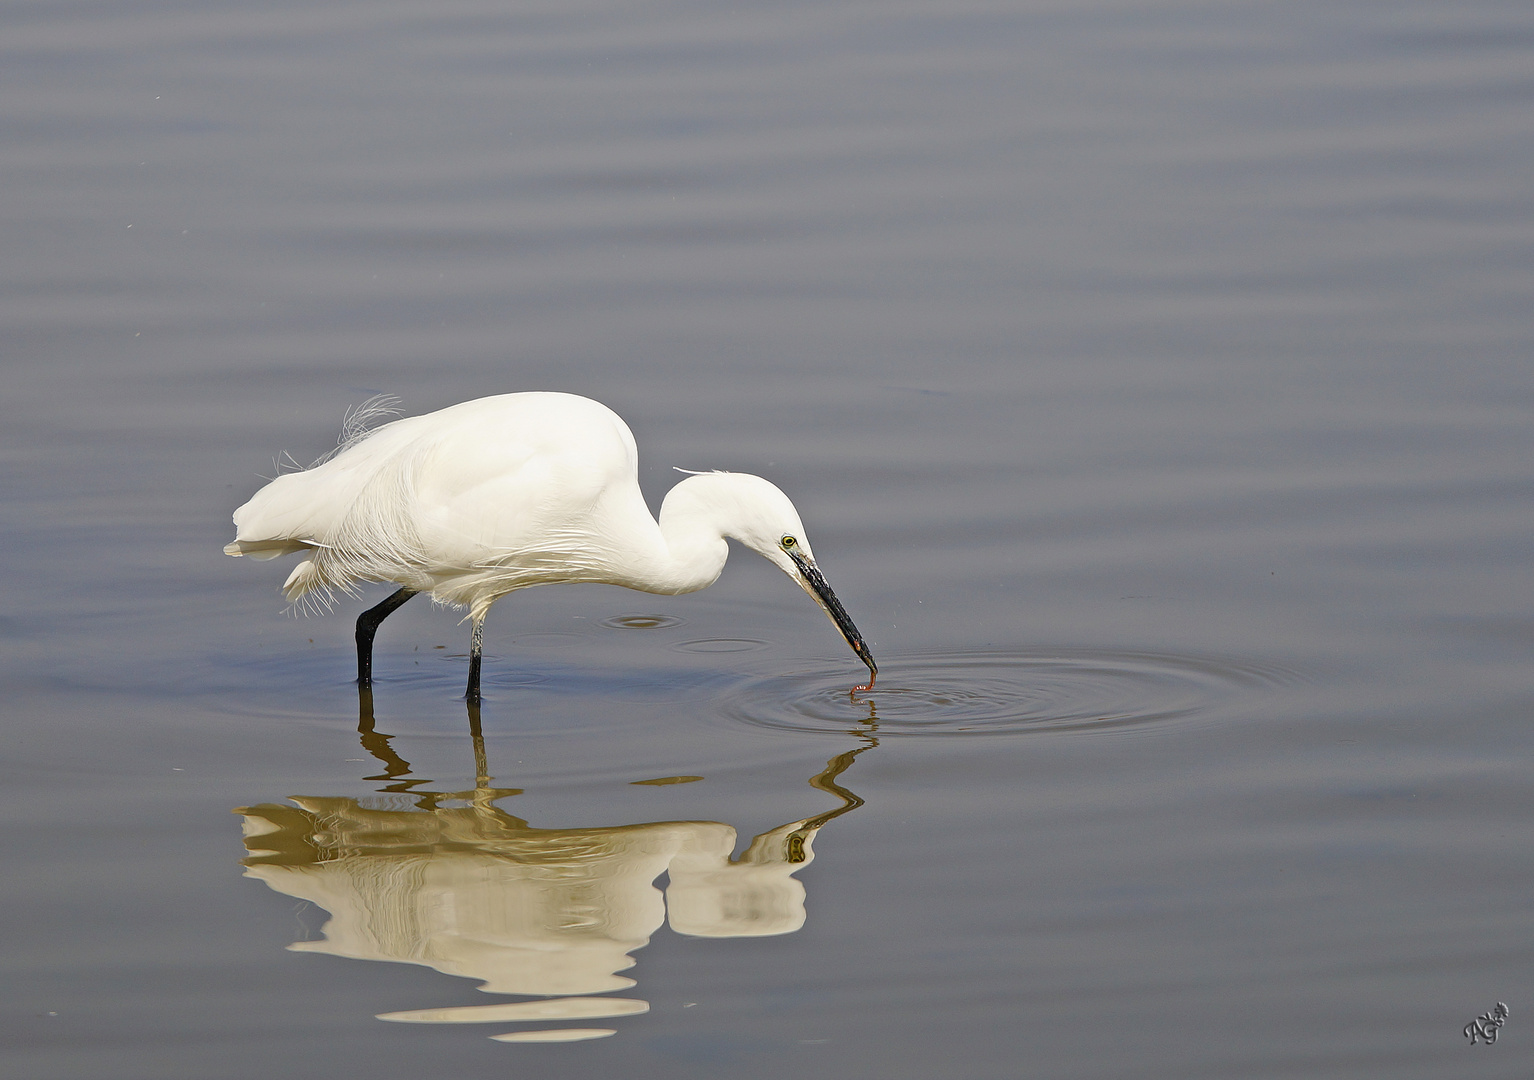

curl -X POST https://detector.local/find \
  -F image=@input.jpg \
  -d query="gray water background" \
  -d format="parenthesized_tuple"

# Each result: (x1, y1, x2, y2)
(3, 0, 1533, 1076)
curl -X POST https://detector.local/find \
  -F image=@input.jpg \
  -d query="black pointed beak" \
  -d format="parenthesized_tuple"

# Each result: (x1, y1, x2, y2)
(786, 549, 877, 688)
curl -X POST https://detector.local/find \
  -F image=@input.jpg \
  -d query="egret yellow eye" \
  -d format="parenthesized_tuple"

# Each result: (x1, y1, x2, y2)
(781, 535, 797, 549)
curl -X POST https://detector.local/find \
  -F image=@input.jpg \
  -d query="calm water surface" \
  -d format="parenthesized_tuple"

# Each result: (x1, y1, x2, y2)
(3, 1, 1533, 1077)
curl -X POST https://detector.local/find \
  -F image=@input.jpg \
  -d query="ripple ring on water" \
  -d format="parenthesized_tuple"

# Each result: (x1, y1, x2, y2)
(602, 614, 685, 630)
(718, 648, 1303, 737)
(675, 638, 772, 654)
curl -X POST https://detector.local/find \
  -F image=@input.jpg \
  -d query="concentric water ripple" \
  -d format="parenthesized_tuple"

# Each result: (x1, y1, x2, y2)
(720, 649, 1303, 737)
(601, 614, 685, 630)
(675, 637, 771, 654)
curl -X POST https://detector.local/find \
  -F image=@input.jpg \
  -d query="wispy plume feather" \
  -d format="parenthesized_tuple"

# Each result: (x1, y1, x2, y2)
(311, 394, 403, 468)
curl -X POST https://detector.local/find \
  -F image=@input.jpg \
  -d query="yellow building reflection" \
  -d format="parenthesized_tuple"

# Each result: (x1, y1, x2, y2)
(236, 706, 871, 1043)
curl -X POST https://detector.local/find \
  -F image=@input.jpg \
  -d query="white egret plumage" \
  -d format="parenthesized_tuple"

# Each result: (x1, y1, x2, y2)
(225, 392, 877, 702)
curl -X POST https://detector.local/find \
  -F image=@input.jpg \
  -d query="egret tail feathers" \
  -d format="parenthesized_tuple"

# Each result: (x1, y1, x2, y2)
(224, 538, 311, 561)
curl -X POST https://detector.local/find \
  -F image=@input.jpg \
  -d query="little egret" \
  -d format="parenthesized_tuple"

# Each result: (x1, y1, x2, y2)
(225, 392, 877, 702)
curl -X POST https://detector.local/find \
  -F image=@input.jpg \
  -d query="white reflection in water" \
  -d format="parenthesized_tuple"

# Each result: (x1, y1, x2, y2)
(491, 1028, 618, 1043)
(236, 707, 869, 1043)
(378, 998, 648, 1023)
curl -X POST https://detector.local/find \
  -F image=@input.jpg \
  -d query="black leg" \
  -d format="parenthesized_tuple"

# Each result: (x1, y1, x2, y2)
(356, 586, 417, 689)
(466, 617, 484, 704)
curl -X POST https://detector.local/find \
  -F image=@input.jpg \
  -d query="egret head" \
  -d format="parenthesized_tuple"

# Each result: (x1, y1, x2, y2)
(669, 472, 877, 686)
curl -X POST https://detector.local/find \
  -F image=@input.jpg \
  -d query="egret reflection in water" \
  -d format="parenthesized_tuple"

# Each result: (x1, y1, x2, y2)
(235, 701, 873, 1043)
